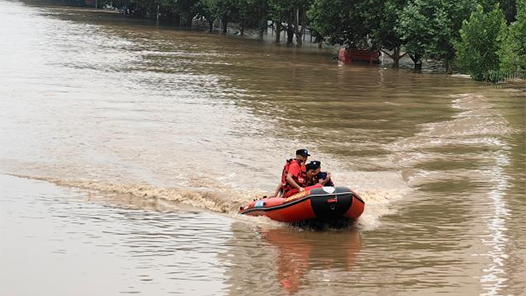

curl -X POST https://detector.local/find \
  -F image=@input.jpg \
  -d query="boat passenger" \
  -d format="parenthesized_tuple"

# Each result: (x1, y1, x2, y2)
(306, 160, 334, 187)
(305, 162, 320, 183)
(274, 149, 310, 197)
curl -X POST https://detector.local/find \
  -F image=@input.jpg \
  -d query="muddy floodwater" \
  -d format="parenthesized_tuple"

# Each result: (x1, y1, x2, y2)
(0, 1, 525, 295)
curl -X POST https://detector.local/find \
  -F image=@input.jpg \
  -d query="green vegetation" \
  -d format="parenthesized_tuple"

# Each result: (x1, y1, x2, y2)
(455, 4, 507, 82)
(498, 0, 526, 78)
(73, 0, 524, 82)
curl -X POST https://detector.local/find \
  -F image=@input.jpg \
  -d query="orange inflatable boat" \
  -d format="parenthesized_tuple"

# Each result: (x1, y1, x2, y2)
(239, 186, 365, 223)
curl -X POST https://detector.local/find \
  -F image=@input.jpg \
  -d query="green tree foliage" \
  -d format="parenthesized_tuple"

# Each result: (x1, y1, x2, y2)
(102, 0, 200, 26)
(91, 0, 523, 82)
(199, 0, 237, 33)
(368, 0, 407, 67)
(479, 0, 518, 22)
(498, 0, 526, 76)
(444, 0, 479, 72)
(455, 4, 508, 81)
(237, 0, 268, 35)
(500, 0, 518, 22)
(178, 0, 201, 27)
(198, 0, 222, 31)
(308, 0, 369, 46)
(199, 0, 267, 34)
(398, 0, 451, 69)
(269, 0, 312, 45)
(397, 0, 476, 71)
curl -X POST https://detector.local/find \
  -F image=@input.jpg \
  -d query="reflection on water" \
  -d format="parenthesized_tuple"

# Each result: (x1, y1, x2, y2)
(0, 1, 525, 295)
(220, 222, 362, 295)
(263, 228, 362, 294)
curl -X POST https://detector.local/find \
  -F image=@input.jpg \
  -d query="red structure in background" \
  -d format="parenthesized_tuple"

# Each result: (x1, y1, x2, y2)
(338, 48, 380, 65)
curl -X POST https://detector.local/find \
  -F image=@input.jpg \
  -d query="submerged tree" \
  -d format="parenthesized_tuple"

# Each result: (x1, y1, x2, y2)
(455, 4, 508, 81)
(498, 0, 526, 77)
(236, 0, 268, 36)
(397, 0, 477, 71)
(398, 0, 451, 70)
(268, 0, 311, 45)
(308, 0, 369, 47)
(368, 0, 407, 68)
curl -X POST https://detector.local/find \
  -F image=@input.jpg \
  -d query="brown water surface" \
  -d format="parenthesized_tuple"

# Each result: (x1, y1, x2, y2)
(0, 1, 525, 295)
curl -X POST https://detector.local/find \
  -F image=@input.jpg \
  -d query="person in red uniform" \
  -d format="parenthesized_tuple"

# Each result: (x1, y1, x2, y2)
(274, 149, 310, 197)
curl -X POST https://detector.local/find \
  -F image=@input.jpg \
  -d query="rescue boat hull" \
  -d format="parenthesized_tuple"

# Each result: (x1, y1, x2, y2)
(239, 186, 365, 223)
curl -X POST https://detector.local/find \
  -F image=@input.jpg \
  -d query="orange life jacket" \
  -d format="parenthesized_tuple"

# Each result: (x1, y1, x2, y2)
(280, 159, 293, 185)
(280, 159, 306, 194)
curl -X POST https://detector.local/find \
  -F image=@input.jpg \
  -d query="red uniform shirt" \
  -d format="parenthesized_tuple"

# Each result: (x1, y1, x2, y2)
(282, 160, 307, 198)
(287, 161, 305, 186)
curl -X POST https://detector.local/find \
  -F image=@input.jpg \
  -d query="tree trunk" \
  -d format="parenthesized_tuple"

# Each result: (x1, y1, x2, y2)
(208, 19, 214, 33)
(173, 13, 180, 26)
(221, 16, 228, 35)
(275, 14, 282, 43)
(313, 33, 323, 48)
(240, 21, 245, 36)
(444, 51, 454, 74)
(381, 48, 401, 68)
(294, 8, 302, 46)
(410, 54, 422, 70)
(445, 59, 453, 74)
(258, 3, 267, 39)
(392, 47, 401, 68)
(184, 15, 193, 28)
(286, 15, 294, 45)
(259, 16, 266, 38)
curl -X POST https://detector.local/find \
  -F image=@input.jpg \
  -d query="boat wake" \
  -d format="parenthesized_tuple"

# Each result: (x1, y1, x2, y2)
(9, 174, 242, 213)
(7, 171, 402, 230)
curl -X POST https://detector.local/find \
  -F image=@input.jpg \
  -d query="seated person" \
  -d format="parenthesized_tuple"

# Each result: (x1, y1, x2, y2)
(305, 162, 320, 186)
(317, 171, 334, 186)
(274, 149, 310, 197)
(306, 160, 334, 187)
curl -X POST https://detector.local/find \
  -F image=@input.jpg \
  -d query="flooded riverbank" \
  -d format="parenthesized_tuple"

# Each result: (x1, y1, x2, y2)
(1, 0, 525, 295)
